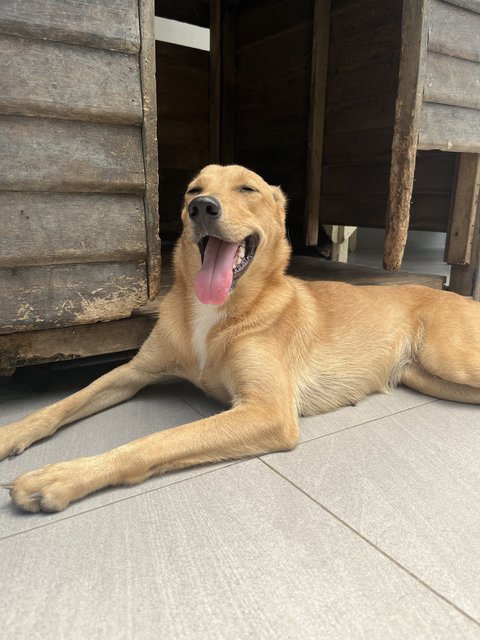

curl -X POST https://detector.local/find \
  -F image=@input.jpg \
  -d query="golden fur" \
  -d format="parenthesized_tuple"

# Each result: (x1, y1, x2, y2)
(1, 164, 479, 513)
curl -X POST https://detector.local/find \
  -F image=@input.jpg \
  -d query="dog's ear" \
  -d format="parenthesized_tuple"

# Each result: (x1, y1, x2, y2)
(271, 185, 287, 210)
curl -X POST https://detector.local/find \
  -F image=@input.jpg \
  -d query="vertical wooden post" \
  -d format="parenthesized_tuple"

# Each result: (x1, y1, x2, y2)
(383, 0, 428, 271)
(445, 153, 480, 266)
(209, 0, 235, 165)
(304, 0, 331, 247)
(209, 0, 221, 163)
(449, 154, 480, 299)
(139, 0, 160, 299)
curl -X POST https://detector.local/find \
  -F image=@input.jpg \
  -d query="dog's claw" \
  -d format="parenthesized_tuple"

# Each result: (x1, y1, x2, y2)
(8, 448, 22, 460)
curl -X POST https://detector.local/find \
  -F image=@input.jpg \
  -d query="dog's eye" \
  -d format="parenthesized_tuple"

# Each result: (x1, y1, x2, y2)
(239, 186, 258, 193)
(187, 187, 202, 195)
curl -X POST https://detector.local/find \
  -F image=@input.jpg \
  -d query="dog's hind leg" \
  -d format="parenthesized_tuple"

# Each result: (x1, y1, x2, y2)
(401, 364, 480, 404)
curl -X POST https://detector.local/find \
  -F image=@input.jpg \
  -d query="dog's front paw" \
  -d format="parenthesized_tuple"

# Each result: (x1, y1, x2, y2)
(7, 462, 81, 513)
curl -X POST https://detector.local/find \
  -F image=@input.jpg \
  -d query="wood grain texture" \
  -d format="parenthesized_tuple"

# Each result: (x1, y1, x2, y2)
(321, 192, 451, 232)
(0, 34, 142, 124)
(429, 0, 480, 63)
(289, 255, 445, 288)
(305, 0, 331, 246)
(330, 0, 402, 41)
(0, 0, 140, 53)
(138, 0, 160, 300)
(0, 193, 147, 267)
(443, 0, 480, 11)
(0, 262, 147, 334)
(209, 0, 221, 164)
(445, 154, 480, 265)
(449, 198, 480, 297)
(325, 92, 397, 136)
(419, 103, 480, 152)
(384, 0, 428, 271)
(424, 51, 480, 111)
(0, 116, 145, 192)
(0, 315, 155, 371)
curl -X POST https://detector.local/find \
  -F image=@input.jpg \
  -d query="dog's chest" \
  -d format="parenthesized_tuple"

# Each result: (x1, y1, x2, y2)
(190, 301, 225, 371)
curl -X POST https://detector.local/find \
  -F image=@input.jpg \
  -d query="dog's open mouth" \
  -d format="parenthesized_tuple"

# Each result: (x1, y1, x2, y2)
(195, 235, 258, 305)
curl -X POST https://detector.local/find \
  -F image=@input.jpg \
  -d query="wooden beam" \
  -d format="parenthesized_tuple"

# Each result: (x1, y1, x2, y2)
(304, 0, 331, 246)
(220, 4, 235, 164)
(449, 198, 480, 299)
(139, 0, 160, 300)
(209, 0, 221, 163)
(383, 0, 429, 271)
(445, 153, 480, 265)
(419, 103, 480, 153)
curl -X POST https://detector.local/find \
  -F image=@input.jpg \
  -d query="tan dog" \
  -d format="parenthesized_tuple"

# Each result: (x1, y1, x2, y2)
(1, 164, 480, 513)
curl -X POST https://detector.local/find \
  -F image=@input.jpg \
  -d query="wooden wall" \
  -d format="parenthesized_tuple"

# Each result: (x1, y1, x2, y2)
(0, 0, 158, 334)
(234, 0, 315, 246)
(321, 0, 456, 232)
(156, 42, 209, 239)
(419, 0, 480, 152)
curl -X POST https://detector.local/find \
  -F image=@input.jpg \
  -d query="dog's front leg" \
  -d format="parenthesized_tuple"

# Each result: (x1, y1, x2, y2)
(8, 402, 299, 513)
(0, 327, 176, 461)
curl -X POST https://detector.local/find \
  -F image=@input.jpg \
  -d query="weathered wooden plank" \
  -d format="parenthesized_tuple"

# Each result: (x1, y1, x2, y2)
(0, 116, 145, 193)
(445, 154, 480, 265)
(321, 192, 451, 231)
(236, 21, 312, 81)
(449, 200, 480, 298)
(443, 0, 480, 12)
(330, 0, 402, 41)
(0, 193, 146, 268)
(289, 255, 445, 289)
(384, 0, 428, 271)
(425, 51, 480, 110)
(419, 103, 480, 152)
(209, 0, 221, 163)
(326, 57, 399, 105)
(429, 0, 480, 63)
(0, 35, 142, 124)
(325, 92, 397, 136)
(323, 128, 394, 164)
(328, 20, 400, 75)
(0, 0, 140, 53)
(0, 262, 148, 334)
(305, 0, 331, 246)
(221, 4, 236, 164)
(0, 315, 155, 373)
(322, 153, 456, 195)
(235, 0, 312, 50)
(139, 0, 160, 301)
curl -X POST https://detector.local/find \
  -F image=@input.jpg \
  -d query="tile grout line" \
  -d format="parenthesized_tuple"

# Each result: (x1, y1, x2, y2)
(295, 398, 438, 448)
(0, 397, 438, 541)
(259, 457, 480, 629)
(0, 458, 248, 543)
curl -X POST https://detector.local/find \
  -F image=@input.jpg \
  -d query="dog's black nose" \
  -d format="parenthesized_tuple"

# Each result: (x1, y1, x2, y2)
(188, 196, 222, 219)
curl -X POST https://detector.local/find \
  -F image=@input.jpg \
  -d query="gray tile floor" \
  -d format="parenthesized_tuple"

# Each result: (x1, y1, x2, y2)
(1, 364, 479, 639)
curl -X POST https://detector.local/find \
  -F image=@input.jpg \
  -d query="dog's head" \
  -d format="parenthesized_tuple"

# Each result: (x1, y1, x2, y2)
(178, 164, 290, 306)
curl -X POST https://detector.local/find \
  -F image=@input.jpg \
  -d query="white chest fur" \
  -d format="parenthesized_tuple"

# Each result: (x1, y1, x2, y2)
(191, 300, 224, 371)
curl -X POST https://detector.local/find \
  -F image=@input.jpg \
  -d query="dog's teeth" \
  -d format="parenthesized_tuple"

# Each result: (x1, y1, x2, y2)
(233, 244, 246, 269)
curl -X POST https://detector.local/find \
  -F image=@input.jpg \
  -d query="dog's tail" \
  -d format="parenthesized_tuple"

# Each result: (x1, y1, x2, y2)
(401, 364, 480, 404)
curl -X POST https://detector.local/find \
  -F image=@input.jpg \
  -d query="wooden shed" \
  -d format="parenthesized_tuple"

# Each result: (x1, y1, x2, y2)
(0, 0, 159, 374)
(156, 0, 480, 295)
(2, 0, 479, 373)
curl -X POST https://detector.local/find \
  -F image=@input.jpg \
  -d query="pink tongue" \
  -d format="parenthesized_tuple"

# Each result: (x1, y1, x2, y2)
(195, 237, 240, 305)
